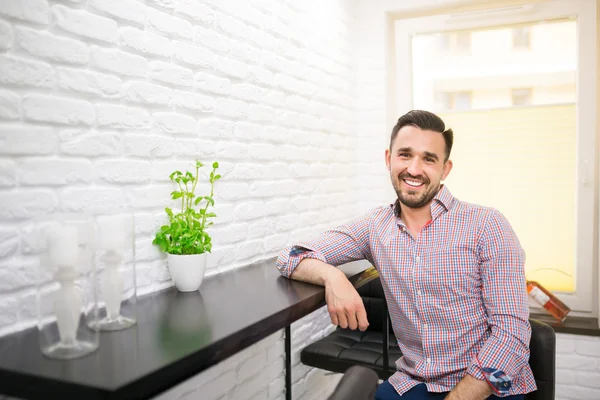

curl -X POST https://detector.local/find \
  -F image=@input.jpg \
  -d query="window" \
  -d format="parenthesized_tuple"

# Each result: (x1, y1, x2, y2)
(438, 31, 471, 53)
(394, 1, 597, 315)
(511, 88, 532, 106)
(438, 91, 472, 111)
(512, 26, 531, 49)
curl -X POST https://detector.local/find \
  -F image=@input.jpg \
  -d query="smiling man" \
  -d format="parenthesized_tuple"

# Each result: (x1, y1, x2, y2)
(277, 110, 536, 399)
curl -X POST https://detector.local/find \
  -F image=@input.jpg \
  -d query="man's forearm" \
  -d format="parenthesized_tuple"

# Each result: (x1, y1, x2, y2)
(445, 374, 493, 400)
(290, 258, 345, 286)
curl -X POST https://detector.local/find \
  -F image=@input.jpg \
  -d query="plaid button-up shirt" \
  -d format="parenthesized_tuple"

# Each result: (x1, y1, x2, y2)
(277, 186, 536, 396)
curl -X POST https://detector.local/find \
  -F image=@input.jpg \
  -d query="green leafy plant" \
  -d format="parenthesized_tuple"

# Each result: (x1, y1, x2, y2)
(153, 160, 221, 255)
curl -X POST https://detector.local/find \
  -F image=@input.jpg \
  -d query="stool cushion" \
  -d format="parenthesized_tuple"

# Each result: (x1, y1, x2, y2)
(301, 327, 402, 380)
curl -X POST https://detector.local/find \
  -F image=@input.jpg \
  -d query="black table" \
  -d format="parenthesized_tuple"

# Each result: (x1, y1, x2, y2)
(0, 258, 377, 400)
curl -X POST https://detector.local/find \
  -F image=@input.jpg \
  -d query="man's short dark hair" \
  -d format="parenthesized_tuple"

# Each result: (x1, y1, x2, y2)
(390, 110, 454, 161)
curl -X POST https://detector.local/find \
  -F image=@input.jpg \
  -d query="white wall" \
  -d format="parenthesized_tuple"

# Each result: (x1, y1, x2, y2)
(1, 1, 598, 400)
(0, 0, 362, 398)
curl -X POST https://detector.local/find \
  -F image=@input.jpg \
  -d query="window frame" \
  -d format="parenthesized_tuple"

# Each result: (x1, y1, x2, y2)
(392, 0, 598, 315)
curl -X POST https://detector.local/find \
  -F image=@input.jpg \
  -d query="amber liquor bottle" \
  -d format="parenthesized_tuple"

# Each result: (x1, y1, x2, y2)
(526, 280, 571, 323)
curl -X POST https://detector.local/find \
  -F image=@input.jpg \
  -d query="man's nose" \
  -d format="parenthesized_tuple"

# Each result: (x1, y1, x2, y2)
(406, 158, 423, 176)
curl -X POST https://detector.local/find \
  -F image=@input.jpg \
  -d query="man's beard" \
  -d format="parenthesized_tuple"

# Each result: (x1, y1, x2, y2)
(391, 173, 441, 209)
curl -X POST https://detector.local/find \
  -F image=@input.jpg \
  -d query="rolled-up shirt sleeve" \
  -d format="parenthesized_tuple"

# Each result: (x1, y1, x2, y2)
(467, 210, 533, 395)
(276, 213, 373, 278)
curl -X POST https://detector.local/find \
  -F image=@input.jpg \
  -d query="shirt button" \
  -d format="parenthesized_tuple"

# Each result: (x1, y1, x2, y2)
(417, 290, 422, 295)
(415, 256, 420, 264)
(426, 358, 431, 363)
(423, 323, 428, 330)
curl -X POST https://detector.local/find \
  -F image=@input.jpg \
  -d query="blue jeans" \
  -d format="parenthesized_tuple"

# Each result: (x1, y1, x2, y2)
(375, 381, 525, 400)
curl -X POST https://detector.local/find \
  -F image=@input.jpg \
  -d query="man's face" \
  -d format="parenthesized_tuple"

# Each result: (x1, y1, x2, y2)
(385, 125, 453, 210)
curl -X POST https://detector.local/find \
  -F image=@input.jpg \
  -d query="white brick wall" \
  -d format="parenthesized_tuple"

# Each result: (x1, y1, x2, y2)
(0, 0, 359, 399)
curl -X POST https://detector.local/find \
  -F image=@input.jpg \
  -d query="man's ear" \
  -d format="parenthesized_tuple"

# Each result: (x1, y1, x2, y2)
(442, 159, 453, 181)
(385, 149, 391, 170)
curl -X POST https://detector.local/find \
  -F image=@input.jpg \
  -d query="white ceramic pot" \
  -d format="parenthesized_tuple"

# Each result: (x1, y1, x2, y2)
(167, 253, 208, 292)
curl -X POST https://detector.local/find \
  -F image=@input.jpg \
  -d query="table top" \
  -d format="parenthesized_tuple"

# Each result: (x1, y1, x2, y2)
(0, 258, 376, 400)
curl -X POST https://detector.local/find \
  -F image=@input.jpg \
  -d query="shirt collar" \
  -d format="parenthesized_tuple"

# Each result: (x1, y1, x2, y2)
(390, 185, 455, 221)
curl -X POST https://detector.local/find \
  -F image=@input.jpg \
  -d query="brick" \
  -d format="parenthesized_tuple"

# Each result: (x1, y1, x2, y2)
(18, 289, 37, 321)
(576, 338, 600, 357)
(214, 98, 247, 118)
(248, 143, 278, 161)
(16, 26, 88, 65)
(248, 104, 276, 122)
(193, 26, 230, 54)
(216, 13, 248, 41)
(23, 95, 95, 126)
(235, 201, 266, 220)
(89, 0, 146, 26)
(249, 66, 273, 86)
(172, 42, 216, 68)
(233, 122, 263, 141)
(129, 185, 172, 209)
(194, 72, 231, 95)
(197, 118, 234, 138)
(52, 5, 118, 43)
(0, 0, 49, 25)
(274, 73, 304, 93)
(149, 61, 193, 87)
(556, 385, 600, 400)
(151, 161, 179, 182)
(119, 27, 172, 58)
(124, 81, 172, 106)
(96, 160, 151, 184)
(231, 83, 264, 102)
(91, 46, 147, 78)
(0, 19, 12, 51)
(172, 90, 214, 113)
(576, 372, 600, 388)
(262, 91, 286, 109)
(175, 0, 214, 25)
(0, 160, 16, 188)
(97, 104, 149, 130)
(237, 353, 267, 381)
(147, 8, 192, 40)
(0, 189, 58, 219)
(0, 227, 18, 260)
(216, 56, 249, 79)
(556, 354, 598, 371)
(152, 112, 196, 135)
(0, 55, 55, 89)
(147, 0, 176, 9)
(211, 223, 249, 245)
(59, 129, 120, 157)
(57, 67, 121, 99)
(124, 134, 173, 158)
(173, 138, 216, 158)
(61, 187, 127, 213)
(19, 158, 95, 186)
(214, 182, 249, 202)
(0, 126, 56, 155)
(0, 296, 18, 327)
(0, 89, 20, 120)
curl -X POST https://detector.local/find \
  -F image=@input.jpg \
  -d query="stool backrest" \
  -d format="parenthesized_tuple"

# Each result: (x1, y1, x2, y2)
(527, 318, 556, 400)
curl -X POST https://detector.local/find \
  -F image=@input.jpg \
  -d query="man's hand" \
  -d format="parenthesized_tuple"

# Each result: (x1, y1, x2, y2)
(445, 374, 493, 400)
(290, 258, 369, 331)
(324, 268, 369, 331)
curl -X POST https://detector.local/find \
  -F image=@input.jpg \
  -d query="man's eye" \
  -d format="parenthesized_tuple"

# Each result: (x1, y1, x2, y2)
(425, 157, 435, 163)
(399, 153, 410, 158)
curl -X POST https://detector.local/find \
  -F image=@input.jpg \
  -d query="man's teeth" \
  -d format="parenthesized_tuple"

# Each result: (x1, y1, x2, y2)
(404, 179, 423, 187)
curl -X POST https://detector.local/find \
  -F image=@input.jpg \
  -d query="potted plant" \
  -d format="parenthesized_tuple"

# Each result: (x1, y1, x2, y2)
(153, 160, 221, 292)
